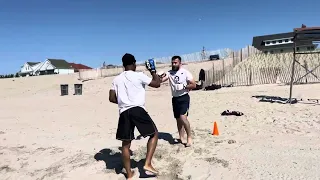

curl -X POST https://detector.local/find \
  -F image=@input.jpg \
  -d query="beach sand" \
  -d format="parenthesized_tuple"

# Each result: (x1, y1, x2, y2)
(1, 71, 320, 180)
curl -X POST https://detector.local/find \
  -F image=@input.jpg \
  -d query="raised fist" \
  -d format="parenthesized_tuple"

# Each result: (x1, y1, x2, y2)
(145, 59, 156, 73)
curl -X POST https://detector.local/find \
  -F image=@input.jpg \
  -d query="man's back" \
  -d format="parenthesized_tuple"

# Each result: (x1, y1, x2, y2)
(112, 70, 151, 114)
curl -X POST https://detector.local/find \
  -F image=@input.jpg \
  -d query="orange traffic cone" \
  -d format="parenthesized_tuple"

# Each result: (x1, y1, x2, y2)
(212, 121, 219, 136)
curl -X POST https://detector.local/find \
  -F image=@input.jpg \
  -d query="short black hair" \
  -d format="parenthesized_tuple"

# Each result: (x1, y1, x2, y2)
(171, 55, 181, 61)
(122, 53, 136, 66)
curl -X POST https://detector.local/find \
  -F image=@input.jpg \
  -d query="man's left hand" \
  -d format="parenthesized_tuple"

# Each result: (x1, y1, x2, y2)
(174, 84, 186, 91)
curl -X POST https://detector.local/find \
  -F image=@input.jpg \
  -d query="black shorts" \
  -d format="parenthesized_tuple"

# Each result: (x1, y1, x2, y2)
(172, 94, 190, 119)
(116, 106, 158, 141)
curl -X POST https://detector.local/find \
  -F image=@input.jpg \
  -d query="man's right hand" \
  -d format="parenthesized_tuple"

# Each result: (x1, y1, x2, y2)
(145, 59, 156, 73)
(157, 71, 166, 78)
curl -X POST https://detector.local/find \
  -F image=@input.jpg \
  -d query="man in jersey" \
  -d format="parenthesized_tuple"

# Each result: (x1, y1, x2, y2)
(158, 56, 196, 147)
(109, 53, 161, 179)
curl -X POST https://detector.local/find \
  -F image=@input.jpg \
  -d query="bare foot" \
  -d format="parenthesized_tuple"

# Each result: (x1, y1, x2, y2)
(177, 138, 185, 144)
(179, 136, 186, 144)
(143, 165, 159, 175)
(185, 137, 192, 147)
(127, 170, 135, 180)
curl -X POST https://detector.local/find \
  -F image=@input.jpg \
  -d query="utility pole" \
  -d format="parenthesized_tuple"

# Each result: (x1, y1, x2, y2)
(201, 46, 206, 61)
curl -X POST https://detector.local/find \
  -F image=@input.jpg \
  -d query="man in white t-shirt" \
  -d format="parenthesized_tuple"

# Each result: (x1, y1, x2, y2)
(109, 53, 161, 179)
(159, 56, 196, 147)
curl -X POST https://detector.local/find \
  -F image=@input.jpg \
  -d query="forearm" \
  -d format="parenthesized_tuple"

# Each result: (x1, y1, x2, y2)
(151, 72, 161, 84)
(109, 90, 118, 104)
(185, 82, 196, 90)
(110, 99, 118, 104)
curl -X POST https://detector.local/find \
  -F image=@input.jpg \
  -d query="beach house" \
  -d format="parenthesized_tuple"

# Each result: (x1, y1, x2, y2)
(19, 62, 41, 76)
(252, 32, 318, 54)
(31, 59, 74, 75)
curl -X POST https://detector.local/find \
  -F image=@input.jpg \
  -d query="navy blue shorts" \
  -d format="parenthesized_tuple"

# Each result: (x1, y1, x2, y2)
(172, 94, 190, 119)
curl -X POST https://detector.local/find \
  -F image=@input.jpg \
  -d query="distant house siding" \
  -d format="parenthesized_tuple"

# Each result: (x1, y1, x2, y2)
(39, 61, 55, 71)
(31, 63, 42, 71)
(263, 46, 312, 54)
(54, 69, 74, 74)
(20, 63, 33, 73)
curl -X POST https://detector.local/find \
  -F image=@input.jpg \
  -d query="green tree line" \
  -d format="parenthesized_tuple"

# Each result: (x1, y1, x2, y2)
(0, 73, 20, 79)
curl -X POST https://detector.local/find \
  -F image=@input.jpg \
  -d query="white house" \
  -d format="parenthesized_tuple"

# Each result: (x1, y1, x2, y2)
(19, 59, 75, 76)
(32, 59, 75, 75)
(19, 62, 41, 76)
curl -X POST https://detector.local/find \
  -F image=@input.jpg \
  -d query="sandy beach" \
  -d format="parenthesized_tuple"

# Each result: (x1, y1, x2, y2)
(1, 69, 320, 180)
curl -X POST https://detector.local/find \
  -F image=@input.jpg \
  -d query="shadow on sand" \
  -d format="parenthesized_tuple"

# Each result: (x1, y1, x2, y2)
(94, 148, 156, 178)
(136, 132, 180, 145)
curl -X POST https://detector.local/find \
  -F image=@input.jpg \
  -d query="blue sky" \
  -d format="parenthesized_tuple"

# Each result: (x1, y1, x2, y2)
(0, 0, 319, 74)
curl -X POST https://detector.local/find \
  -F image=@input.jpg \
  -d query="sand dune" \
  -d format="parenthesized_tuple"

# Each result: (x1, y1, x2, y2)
(1, 68, 320, 179)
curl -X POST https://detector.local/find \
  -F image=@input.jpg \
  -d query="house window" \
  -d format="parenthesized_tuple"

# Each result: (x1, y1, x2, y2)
(285, 39, 289, 42)
(264, 51, 268, 54)
(272, 41, 276, 44)
(280, 49, 283, 53)
(278, 40, 283, 43)
(311, 46, 315, 50)
(297, 47, 300, 51)
(266, 42, 270, 45)
(307, 46, 311, 50)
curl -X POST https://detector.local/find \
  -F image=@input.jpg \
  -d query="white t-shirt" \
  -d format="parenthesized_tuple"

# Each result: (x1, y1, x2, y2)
(111, 71, 152, 114)
(166, 68, 193, 97)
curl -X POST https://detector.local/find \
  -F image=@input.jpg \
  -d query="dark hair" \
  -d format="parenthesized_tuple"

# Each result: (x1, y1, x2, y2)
(171, 55, 181, 61)
(122, 53, 136, 66)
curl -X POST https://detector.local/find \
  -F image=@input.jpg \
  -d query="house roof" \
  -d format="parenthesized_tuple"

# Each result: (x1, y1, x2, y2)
(27, 62, 40, 66)
(252, 32, 314, 50)
(47, 59, 72, 69)
(294, 27, 320, 42)
(69, 63, 92, 70)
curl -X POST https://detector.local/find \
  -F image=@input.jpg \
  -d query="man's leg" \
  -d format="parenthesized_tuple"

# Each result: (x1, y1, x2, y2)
(131, 107, 159, 174)
(173, 97, 185, 143)
(179, 94, 192, 147)
(144, 132, 158, 173)
(116, 109, 135, 179)
(122, 141, 135, 179)
(179, 114, 192, 146)
(176, 118, 185, 143)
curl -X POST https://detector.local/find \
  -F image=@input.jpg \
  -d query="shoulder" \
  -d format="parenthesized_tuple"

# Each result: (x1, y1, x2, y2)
(112, 74, 121, 83)
(113, 72, 127, 81)
(181, 68, 192, 75)
(168, 70, 176, 75)
(136, 71, 148, 77)
(181, 68, 191, 73)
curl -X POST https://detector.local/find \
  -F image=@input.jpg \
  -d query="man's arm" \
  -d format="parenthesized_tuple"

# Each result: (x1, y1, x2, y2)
(140, 72, 161, 88)
(109, 90, 117, 104)
(185, 71, 196, 90)
(158, 72, 169, 83)
(148, 72, 161, 88)
(109, 81, 118, 104)
(185, 79, 196, 90)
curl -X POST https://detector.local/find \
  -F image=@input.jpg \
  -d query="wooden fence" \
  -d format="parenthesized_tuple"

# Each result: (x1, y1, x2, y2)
(204, 46, 260, 86)
(78, 45, 260, 81)
(204, 51, 320, 87)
